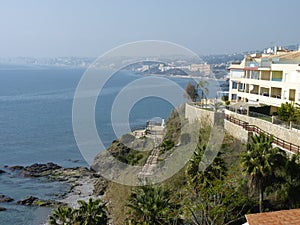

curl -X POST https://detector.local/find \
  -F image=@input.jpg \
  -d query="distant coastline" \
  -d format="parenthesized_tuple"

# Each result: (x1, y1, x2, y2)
(138, 72, 228, 81)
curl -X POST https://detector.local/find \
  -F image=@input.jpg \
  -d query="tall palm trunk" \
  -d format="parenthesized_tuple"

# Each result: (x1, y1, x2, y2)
(259, 182, 263, 213)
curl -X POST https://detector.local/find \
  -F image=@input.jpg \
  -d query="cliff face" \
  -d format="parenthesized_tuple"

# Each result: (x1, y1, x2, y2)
(90, 134, 154, 175)
(89, 106, 251, 225)
(90, 134, 155, 225)
(90, 107, 187, 177)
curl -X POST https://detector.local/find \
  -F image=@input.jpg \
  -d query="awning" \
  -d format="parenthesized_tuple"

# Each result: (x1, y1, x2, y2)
(229, 102, 260, 111)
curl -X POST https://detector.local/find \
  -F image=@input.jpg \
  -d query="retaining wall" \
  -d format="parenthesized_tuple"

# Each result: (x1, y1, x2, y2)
(185, 103, 214, 125)
(225, 110, 300, 146)
(224, 120, 249, 143)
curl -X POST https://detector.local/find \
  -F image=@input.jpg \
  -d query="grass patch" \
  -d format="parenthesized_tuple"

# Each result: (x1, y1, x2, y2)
(104, 182, 132, 225)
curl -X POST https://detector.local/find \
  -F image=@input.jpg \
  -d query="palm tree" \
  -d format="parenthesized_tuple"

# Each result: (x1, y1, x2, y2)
(49, 206, 76, 225)
(126, 185, 183, 225)
(274, 153, 300, 208)
(186, 144, 227, 192)
(211, 100, 223, 112)
(76, 198, 108, 225)
(49, 198, 108, 225)
(240, 133, 285, 212)
(197, 80, 208, 107)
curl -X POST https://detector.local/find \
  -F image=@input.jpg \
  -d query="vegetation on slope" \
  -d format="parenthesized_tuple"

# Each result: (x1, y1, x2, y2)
(49, 198, 108, 225)
(106, 134, 153, 166)
(50, 106, 300, 225)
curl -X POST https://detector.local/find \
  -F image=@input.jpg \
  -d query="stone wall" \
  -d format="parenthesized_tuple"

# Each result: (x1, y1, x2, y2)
(224, 120, 249, 143)
(185, 103, 214, 125)
(225, 109, 300, 146)
(185, 104, 300, 147)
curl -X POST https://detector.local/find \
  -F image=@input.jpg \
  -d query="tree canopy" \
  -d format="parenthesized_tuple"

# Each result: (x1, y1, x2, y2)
(49, 198, 108, 225)
(185, 82, 198, 102)
(240, 133, 286, 212)
(277, 102, 300, 123)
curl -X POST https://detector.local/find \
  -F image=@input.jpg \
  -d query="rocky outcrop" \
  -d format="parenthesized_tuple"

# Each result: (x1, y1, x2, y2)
(23, 162, 61, 175)
(0, 195, 13, 203)
(8, 162, 108, 208)
(9, 163, 62, 177)
(45, 167, 91, 182)
(17, 196, 38, 206)
(0, 206, 6, 211)
(16, 196, 65, 207)
(0, 169, 6, 174)
(93, 176, 107, 196)
(8, 165, 24, 171)
(8, 163, 90, 181)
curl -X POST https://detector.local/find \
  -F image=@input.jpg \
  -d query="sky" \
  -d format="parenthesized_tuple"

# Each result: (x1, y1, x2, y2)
(0, 0, 299, 57)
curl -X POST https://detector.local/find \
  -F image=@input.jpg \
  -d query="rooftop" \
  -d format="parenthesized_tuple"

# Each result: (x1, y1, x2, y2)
(229, 49, 300, 70)
(246, 208, 300, 225)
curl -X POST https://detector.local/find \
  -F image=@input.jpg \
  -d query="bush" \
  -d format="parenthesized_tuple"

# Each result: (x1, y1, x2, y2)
(277, 102, 299, 123)
(160, 139, 175, 154)
(49, 198, 108, 225)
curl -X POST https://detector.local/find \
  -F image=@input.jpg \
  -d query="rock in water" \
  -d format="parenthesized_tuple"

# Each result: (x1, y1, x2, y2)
(0, 206, 6, 211)
(0, 195, 14, 203)
(24, 162, 62, 175)
(9, 162, 62, 177)
(16, 196, 64, 207)
(17, 196, 38, 206)
(9, 166, 24, 171)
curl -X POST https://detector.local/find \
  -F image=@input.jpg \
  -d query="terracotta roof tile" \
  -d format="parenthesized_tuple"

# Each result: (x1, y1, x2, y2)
(246, 208, 300, 225)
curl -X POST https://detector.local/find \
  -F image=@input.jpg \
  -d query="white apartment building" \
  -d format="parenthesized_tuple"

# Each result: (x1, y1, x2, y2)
(228, 48, 300, 113)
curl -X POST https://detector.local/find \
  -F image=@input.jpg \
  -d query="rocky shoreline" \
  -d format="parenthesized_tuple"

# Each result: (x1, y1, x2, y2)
(0, 162, 107, 215)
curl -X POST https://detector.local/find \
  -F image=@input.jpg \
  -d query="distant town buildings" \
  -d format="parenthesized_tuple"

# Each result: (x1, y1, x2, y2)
(228, 47, 300, 113)
(190, 63, 211, 76)
(152, 63, 211, 76)
(136, 65, 150, 72)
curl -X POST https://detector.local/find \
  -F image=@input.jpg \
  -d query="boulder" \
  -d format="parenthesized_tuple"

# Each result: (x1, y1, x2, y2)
(16, 196, 64, 207)
(24, 162, 62, 175)
(0, 195, 13, 203)
(93, 177, 108, 196)
(0, 169, 5, 174)
(9, 163, 62, 177)
(17, 196, 38, 206)
(0, 206, 6, 211)
(9, 166, 24, 171)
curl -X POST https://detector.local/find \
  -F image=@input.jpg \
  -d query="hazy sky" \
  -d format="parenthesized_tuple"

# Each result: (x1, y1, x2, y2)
(0, 0, 299, 57)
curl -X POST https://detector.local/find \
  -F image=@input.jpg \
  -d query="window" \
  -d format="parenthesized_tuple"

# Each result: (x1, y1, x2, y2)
(289, 89, 296, 101)
(231, 70, 244, 78)
(232, 81, 238, 89)
(231, 94, 237, 100)
(272, 71, 283, 81)
(252, 71, 259, 79)
(239, 83, 244, 90)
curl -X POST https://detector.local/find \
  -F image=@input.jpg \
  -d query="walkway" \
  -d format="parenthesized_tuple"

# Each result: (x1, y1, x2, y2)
(138, 125, 164, 180)
(225, 114, 300, 154)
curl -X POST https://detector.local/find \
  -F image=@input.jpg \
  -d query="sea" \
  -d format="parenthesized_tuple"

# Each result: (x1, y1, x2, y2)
(0, 65, 223, 225)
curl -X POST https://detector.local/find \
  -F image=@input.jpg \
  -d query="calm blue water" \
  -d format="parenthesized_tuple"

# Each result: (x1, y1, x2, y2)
(0, 67, 222, 224)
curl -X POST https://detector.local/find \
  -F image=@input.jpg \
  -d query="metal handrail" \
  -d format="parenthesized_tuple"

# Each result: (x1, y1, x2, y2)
(225, 115, 300, 154)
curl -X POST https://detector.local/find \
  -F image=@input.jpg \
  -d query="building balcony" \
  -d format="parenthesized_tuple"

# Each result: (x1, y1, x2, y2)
(258, 95, 285, 107)
(235, 92, 286, 107)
